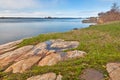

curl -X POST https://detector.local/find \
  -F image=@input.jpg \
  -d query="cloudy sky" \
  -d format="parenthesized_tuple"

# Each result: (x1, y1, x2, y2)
(0, 0, 120, 17)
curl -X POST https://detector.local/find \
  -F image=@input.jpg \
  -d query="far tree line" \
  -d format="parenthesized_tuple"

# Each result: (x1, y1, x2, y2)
(98, 3, 120, 23)
(82, 3, 120, 24)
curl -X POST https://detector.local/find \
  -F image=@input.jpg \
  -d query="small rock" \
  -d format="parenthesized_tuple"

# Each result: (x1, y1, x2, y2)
(73, 28, 78, 30)
(106, 63, 120, 80)
(80, 68, 104, 80)
(27, 72, 57, 80)
(56, 73, 63, 80)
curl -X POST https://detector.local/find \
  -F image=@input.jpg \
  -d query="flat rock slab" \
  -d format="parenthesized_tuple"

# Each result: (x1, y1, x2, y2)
(0, 45, 33, 68)
(5, 56, 42, 73)
(0, 40, 23, 54)
(66, 50, 86, 58)
(0, 39, 82, 73)
(106, 63, 120, 80)
(60, 50, 87, 61)
(27, 72, 63, 80)
(38, 52, 61, 66)
(47, 39, 79, 52)
(80, 68, 104, 80)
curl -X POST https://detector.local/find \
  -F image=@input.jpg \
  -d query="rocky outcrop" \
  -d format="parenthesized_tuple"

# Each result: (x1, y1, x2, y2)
(0, 40, 22, 54)
(82, 17, 97, 23)
(0, 39, 86, 73)
(80, 68, 104, 80)
(106, 63, 120, 80)
(27, 72, 63, 80)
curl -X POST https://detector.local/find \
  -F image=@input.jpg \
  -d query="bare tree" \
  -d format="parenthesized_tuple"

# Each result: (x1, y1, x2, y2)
(111, 3, 120, 12)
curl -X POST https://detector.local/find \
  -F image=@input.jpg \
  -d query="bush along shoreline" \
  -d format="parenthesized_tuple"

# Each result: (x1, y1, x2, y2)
(0, 21, 120, 80)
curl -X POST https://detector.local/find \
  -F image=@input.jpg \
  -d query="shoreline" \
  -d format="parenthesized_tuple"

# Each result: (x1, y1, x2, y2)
(0, 24, 91, 45)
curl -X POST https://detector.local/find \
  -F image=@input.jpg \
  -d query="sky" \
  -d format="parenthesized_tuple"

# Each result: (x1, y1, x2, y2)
(0, 0, 120, 17)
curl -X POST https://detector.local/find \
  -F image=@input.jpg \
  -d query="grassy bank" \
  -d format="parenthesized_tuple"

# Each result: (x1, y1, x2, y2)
(0, 22, 120, 80)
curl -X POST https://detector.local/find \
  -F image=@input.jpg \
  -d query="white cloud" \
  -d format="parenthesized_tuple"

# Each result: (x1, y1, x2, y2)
(0, 0, 99, 17)
(0, 0, 68, 17)
(0, 11, 46, 17)
(0, 0, 66, 10)
(0, 10, 99, 17)
(0, 0, 38, 9)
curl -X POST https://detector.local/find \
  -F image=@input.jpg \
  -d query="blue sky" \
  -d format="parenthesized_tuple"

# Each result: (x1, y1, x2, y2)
(0, 0, 120, 17)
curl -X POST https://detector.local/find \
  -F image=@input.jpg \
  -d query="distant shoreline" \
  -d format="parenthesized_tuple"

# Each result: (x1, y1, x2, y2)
(0, 17, 82, 19)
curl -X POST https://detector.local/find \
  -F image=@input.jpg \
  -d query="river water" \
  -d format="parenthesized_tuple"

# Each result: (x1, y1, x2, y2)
(0, 18, 91, 44)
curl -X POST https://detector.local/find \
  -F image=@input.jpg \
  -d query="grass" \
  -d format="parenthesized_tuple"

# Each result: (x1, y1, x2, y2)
(0, 21, 120, 80)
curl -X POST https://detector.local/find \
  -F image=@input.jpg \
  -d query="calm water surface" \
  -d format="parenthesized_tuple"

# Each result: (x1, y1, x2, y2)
(0, 18, 91, 44)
